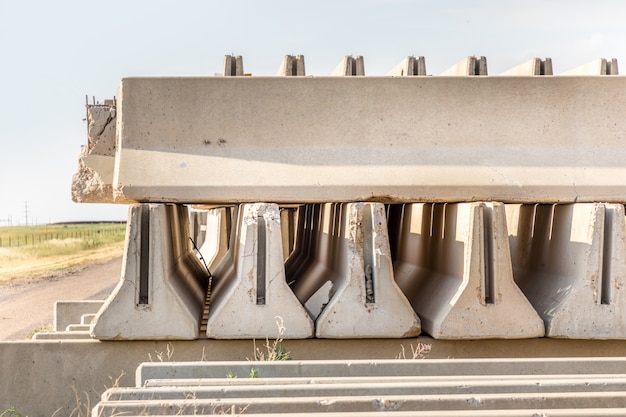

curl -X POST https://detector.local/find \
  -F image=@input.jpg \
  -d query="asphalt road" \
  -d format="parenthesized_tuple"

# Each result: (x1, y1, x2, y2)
(0, 256, 121, 340)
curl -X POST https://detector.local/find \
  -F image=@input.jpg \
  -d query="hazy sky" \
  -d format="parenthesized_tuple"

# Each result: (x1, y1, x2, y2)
(1, 0, 625, 225)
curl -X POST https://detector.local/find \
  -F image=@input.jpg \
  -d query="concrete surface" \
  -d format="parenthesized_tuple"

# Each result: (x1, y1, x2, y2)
(278, 54, 305, 76)
(54, 300, 104, 331)
(507, 203, 626, 338)
(313, 203, 421, 338)
(331, 55, 365, 75)
(92, 204, 208, 340)
(392, 203, 544, 339)
(386, 56, 427, 76)
(499, 57, 552, 75)
(5, 338, 626, 416)
(441, 55, 488, 75)
(206, 203, 314, 339)
(561, 58, 618, 75)
(111, 76, 626, 204)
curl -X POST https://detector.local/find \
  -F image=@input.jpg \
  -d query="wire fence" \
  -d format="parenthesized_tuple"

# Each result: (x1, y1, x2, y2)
(0, 226, 126, 248)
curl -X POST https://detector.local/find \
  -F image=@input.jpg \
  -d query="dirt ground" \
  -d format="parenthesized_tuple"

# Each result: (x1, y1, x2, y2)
(0, 256, 121, 340)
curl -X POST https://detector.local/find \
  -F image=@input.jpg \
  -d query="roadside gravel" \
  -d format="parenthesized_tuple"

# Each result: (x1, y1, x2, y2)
(0, 256, 121, 340)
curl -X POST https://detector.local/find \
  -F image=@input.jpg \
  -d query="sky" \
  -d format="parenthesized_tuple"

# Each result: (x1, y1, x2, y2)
(1, 0, 625, 225)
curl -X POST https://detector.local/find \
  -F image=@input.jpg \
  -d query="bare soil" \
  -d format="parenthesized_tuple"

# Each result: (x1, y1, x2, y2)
(0, 256, 121, 340)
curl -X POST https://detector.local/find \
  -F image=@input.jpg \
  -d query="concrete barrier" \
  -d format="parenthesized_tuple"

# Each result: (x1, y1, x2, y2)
(70, 102, 122, 204)
(499, 57, 552, 75)
(391, 203, 544, 339)
(386, 56, 427, 76)
(561, 58, 618, 75)
(286, 203, 419, 338)
(507, 203, 626, 338)
(111, 76, 626, 204)
(91, 204, 208, 340)
(279, 54, 305, 76)
(54, 300, 104, 331)
(223, 54, 244, 76)
(195, 207, 231, 271)
(331, 55, 364, 75)
(441, 55, 488, 75)
(206, 203, 314, 339)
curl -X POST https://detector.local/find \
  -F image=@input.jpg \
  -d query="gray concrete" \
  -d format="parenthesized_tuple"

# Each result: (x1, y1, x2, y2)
(507, 203, 626, 339)
(206, 203, 314, 339)
(392, 203, 543, 339)
(561, 58, 618, 75)
(6, 338, 626, 416)
(386, 56, 427, 76)
(441, 56, 488, 75)
(103, 377, 626, 400)
(311, 203, 420, 338)
(499, 57, 552, 75)
(54, 300, 104, 331)
(92, 392, 626, 415)
(278, 54, 305, 76)
(111, 76, 626, 204)
(331, 55, 364, 75)
(92, 204, 208, 340)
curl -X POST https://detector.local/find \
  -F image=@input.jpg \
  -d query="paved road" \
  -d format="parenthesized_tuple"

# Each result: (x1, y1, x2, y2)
(0, 257, 121, 340)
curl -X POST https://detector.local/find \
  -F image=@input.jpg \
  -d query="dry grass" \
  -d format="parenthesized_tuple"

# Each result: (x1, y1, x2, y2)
(0, 224, 125, 283)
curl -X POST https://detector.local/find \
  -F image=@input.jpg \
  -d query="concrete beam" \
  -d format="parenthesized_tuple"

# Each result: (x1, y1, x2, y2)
(91, 204, 208, 340)
(561, 58, 619, 75)
(206, 203, 314, 339)
(223, 54, 244, 76)
(112, 76, 626, 204)
(70, 103, 125, 204)
(54, 300, 104, 331)
(386, 56, 427, 76)
(441, 56, 488, 75)
(92, 391, 626, 415)
(499, 58, 552, 76)
(391, 203, 544, 339)
(331, 55, 365, 75)
(278, 55, 306, 76)
(507, 203, 626, 338)
(309, 203, 420, 338)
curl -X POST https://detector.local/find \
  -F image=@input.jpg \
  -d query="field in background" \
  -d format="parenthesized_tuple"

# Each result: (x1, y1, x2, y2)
(0, 223, 126, 282)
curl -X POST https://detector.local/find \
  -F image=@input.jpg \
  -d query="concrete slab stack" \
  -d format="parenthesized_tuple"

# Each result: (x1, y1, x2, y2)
(90, 358, 626, 416)
(69, 54, 626, 342)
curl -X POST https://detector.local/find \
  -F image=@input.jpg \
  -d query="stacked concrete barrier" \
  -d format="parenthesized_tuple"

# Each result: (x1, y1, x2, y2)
(69, 54, 626, 342)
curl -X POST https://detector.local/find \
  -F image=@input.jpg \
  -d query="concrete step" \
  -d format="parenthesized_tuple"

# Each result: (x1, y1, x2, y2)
(135, 358, 626, 386)
(142, 373, 626, 387)
(102, 376, 626, 401)
(109, 411, 626, 417)
(92, 391, 626, 416)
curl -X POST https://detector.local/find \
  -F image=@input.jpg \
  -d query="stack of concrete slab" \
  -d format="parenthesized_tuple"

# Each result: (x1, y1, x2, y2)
(31, 300, 104, 340)
(92, 358, 626, 416)
(70, 54, 626, 342)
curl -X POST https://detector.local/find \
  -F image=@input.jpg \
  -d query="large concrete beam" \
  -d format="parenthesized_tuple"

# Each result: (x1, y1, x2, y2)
(507, 203, 626, 338)
(91, 204, 208, 340)
(112, 76, 626, 204)
(391, 203, 544, 339)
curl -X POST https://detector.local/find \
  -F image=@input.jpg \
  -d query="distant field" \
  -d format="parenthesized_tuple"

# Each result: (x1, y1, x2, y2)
(0, 223, 126, 282)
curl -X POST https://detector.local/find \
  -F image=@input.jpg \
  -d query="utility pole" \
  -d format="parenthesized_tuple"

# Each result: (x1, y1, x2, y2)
(24, 201, 29, 226)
